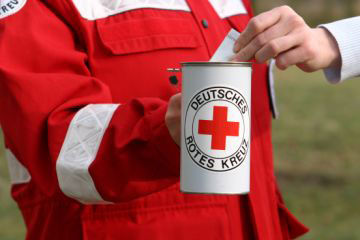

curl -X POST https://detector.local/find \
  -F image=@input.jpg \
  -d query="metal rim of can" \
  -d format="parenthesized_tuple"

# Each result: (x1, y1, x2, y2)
(180, 190, 249, 195)
(181, 61, 252, 67)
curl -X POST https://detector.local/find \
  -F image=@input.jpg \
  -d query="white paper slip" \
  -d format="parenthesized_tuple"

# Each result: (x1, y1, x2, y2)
(210, 29, 240, 62)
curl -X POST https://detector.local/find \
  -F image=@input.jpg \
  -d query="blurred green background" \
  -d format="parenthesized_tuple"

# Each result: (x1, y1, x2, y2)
(1, 0, 360, 239)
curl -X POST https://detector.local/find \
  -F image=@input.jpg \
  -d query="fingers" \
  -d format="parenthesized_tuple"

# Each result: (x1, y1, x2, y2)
(232, 18, 296, 62)
(275, 44, 314, 70)
(232, 6, 307, 63)
(169, 93, 181, 109)
(166, 93, 182, 146)
(254, 31, 304, 63)
(233, 7, 283, 53)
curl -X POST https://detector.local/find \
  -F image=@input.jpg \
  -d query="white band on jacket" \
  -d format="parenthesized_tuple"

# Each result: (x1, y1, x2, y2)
(71, 0, 247, 21)
(268, 59, 279, 118)
(72, 0, 191, 20)
(56, 104, 119, 204)
(5, 149, 31, 184)
(208, 0, 247, 19)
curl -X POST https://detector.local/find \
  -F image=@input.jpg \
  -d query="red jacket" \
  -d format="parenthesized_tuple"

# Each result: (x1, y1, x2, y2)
(0, 0, 308, 239)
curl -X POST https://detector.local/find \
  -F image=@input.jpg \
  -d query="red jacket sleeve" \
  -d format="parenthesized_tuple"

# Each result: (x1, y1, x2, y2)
(0, 0, 179, 204)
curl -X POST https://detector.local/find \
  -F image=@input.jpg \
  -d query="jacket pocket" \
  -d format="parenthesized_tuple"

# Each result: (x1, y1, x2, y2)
(96, 9, 199, 55)
(81, 203, 230, 240)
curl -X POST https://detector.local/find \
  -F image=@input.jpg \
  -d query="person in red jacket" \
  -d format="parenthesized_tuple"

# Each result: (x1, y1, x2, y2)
(0, 0, 308, 239)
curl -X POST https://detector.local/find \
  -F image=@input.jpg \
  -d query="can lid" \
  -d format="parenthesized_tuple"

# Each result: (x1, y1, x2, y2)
(181, 61, 252, 67)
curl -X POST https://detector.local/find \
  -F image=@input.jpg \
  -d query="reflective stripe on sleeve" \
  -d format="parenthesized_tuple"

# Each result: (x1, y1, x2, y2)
(56, 104, 119, 204)
(5, 148, 31, 184)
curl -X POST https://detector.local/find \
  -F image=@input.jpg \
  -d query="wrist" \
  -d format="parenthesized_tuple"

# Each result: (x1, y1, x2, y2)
(316, 28, 341, 69)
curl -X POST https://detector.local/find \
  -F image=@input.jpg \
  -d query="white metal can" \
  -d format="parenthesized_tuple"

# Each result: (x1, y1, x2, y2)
(180, 62, 252, 194)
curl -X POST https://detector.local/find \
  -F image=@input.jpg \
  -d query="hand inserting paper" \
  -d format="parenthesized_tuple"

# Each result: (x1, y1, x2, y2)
(231, 6, 340, 72)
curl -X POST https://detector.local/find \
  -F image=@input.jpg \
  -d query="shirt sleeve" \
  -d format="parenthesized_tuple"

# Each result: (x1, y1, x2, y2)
(0, 0, 179, 204)
(320, 16, 360, 83)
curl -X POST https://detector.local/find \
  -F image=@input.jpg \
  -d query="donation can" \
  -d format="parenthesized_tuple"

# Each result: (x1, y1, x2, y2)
(180, 62, 252, 194)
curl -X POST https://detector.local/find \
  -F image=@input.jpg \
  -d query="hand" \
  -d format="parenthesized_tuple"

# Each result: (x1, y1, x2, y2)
(232, 6, 341, 72)
(165, 93, 181, 146)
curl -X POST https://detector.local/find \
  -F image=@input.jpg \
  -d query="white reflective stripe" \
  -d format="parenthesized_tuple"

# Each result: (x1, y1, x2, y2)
(72, 0, 191, 20)
(71, 0, 248, 21)
(5, 149, 31, 184)
(56, 104, 119, 204)
(208, 0, 247, 19)
(268, 59, 279, 119)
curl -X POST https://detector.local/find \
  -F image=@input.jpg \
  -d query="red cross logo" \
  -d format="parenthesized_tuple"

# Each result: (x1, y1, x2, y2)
(198, 106, 240, 150)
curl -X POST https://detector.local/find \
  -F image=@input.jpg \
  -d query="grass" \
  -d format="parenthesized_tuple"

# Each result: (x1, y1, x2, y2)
(0, 67, 360, 239)
(273, 67, 360, 239)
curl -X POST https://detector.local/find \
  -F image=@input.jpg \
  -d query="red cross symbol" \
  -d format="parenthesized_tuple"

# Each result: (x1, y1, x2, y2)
(198, 106, 240, 150)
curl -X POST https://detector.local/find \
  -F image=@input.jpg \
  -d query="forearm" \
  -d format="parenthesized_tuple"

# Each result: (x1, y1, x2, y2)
(0, 0, 180, 205)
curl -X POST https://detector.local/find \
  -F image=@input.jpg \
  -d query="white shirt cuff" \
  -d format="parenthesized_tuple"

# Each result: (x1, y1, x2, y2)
(320, 16, 360, 84)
